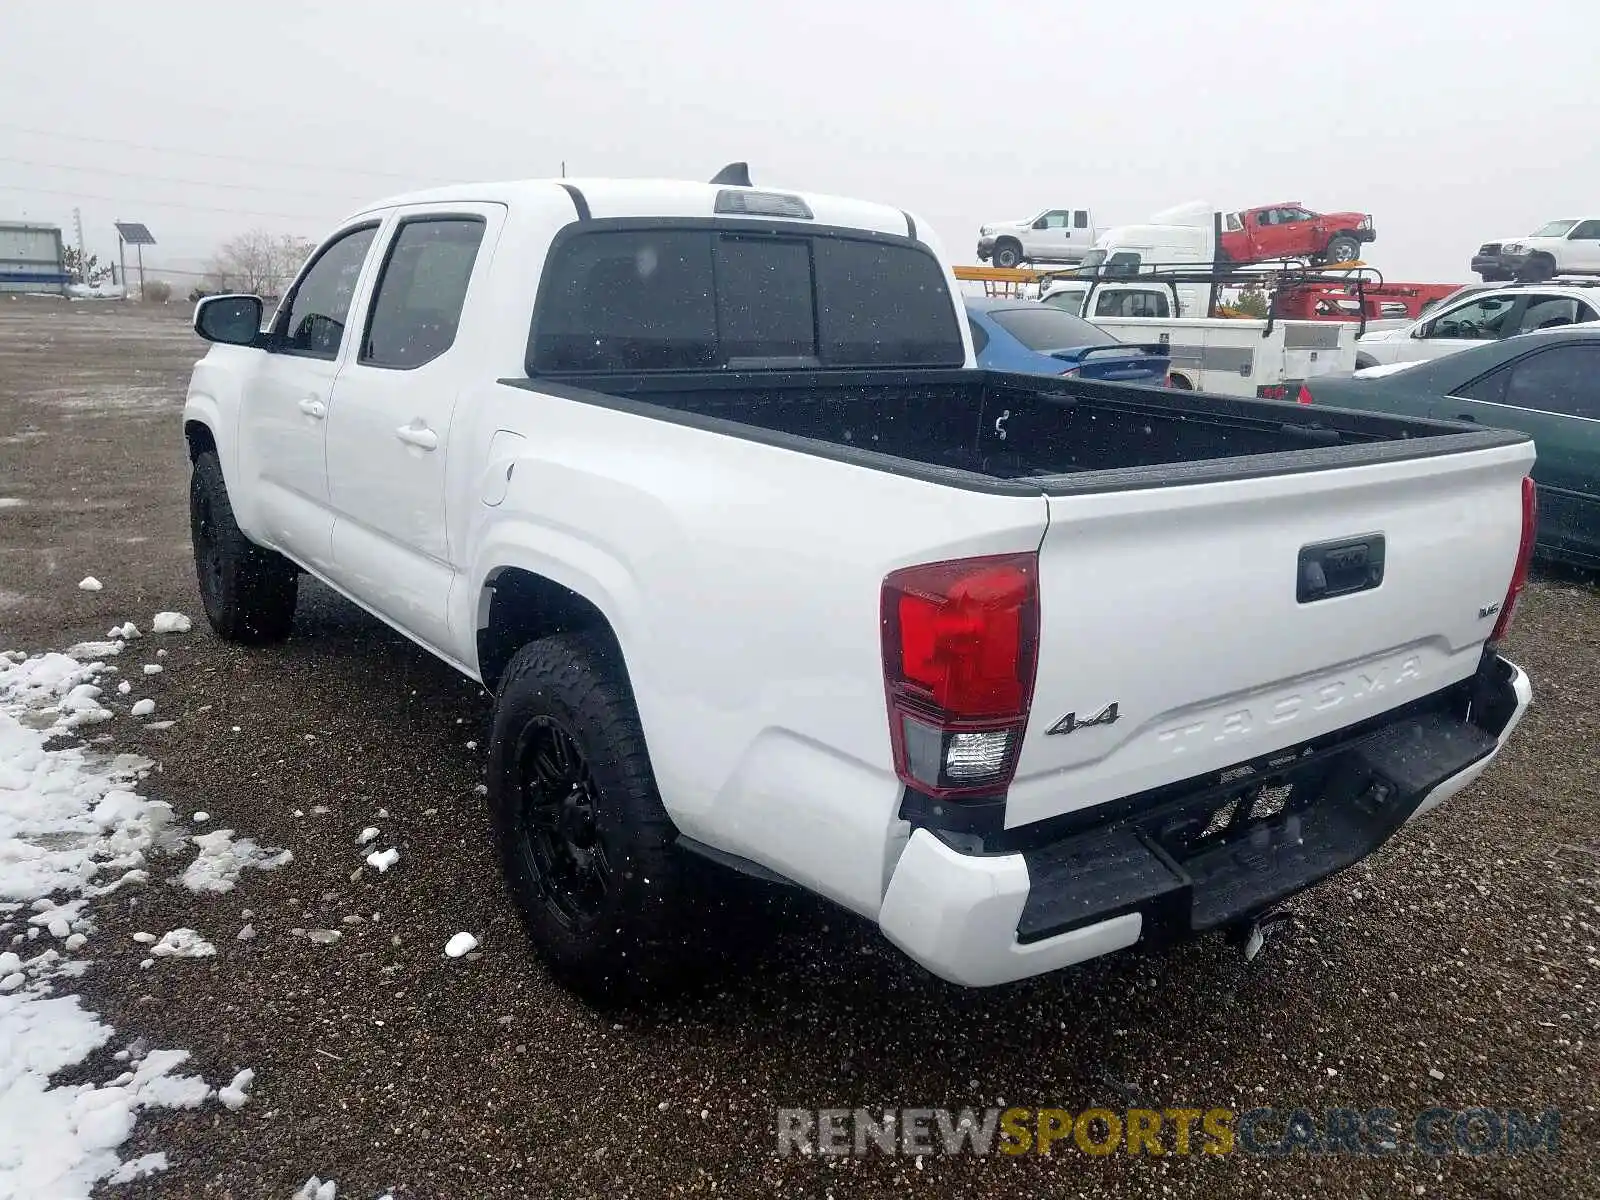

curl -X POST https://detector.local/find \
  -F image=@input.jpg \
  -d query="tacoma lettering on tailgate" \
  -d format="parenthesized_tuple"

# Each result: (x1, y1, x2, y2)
(1155, 655, 1423, 755)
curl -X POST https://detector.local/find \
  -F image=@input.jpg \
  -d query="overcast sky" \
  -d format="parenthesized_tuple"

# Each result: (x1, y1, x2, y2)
(3, 0, 1596, 283)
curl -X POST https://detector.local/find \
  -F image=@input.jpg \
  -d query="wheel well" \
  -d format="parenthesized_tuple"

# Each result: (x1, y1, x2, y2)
(476, 568, 619, 694)
(1355, 353, 1379, 370)
(184, 420, 217, 461)
(1167, 372, 1194, 390)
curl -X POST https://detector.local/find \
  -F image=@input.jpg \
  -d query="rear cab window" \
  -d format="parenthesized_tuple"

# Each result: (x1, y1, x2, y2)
(527, 225, 964, 374)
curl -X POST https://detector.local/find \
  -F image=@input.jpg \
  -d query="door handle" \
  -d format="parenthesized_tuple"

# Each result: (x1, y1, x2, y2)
(297, 397, 327, 419)
(395, 423, 438, 451)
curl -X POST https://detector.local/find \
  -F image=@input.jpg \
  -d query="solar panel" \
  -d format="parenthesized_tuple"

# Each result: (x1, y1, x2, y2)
(115, 222, 156, 246)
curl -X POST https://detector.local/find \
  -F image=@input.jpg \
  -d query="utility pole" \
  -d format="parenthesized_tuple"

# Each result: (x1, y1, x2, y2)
(117, 221, 127, 295)
(72, 207, 86, 283)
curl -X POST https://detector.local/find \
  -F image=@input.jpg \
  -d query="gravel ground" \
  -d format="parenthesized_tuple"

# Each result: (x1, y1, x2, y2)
(2, 299, 1596, 1199)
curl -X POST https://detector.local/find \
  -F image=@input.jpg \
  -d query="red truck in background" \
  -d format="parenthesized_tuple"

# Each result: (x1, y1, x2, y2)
(1220, 203, 1376, 265)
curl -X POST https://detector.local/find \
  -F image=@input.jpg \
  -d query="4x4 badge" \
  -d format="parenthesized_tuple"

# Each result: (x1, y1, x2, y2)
(1046, 703, 1121, 736)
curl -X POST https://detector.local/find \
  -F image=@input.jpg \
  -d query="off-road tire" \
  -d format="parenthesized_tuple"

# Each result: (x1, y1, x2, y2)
(1325, 234, 1361, 264)
(487, 632, 686, 999)
(189, 451, 298, 644)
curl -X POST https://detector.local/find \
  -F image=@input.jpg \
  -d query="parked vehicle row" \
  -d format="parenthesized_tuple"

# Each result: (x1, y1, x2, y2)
(977, 199, 1376, 270)
(182, 167, 1536, 1001)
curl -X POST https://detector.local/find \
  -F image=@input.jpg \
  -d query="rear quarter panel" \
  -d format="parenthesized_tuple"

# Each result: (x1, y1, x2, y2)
(454, 381, 1050, 914)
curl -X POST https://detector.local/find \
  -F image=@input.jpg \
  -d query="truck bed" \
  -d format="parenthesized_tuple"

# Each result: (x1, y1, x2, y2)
(519, 368, 1526, 494)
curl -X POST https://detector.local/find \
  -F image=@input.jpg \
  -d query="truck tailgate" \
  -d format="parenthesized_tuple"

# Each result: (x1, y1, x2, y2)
(1006, 439, 1534, 830)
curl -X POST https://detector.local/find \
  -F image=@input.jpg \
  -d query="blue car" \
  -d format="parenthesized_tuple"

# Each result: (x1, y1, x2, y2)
(964, 297, 1171, 383)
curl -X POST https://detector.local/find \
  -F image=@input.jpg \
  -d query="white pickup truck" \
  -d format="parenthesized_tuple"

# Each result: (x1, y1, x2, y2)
(182, 171, 1537, 998)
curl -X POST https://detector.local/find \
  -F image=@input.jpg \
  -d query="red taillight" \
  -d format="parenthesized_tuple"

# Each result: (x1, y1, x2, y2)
(1255, 383, 1315, 404)
(881, 553, 1039, 799)
(1060, 366, 1080, 378)
(1296, 383, 1314, 405)
(1490, 476, 1538, 644)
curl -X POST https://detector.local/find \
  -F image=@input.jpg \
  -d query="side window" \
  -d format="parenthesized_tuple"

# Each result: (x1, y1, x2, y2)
(1516, 295, 1583, 335)
(1074, 211, 1089, 229)
(1454, 365, 1509, 405)
(1503, 345, 1600, 418)
(967, 317, 989, 354)
(361, 217, 487, 370)
(1034, 211, 1070, 229)
(1224, 212, 1244, 232)
(1426, 295, 1516, 340)
(1094, 291, 1168, 318)
(277, 225, 379, 359)
(1568, 220, 1600, 240)
(1103, 251, 1142, 277)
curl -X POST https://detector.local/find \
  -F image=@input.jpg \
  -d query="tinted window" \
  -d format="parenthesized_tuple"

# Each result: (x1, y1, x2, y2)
(966, 316, 989, 354)
(989, 306, 1110, 351)
(531, 230, 718, 371)
(1504, 345, 1600, 418)
(279, 225, 378, 358)
(361, 218, 485, 369)
(813, 238, 962, 365)
(1455, 365, 1509, 404)
(1074, 211, 1089, 229)
(714, 237, 815, 362)
(1570, 220, 1600, 240)
(529, 229, 961, 373)
(1103, 251, 1142, 277)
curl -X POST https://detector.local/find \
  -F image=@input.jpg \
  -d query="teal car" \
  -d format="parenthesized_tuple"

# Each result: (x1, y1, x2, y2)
(1305, 327, 1600, 568)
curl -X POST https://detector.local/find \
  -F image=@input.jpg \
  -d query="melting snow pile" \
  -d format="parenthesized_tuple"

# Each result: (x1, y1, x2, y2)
(0, 647, 235, 1196)
(182, 829, 292, 893)
(150, 613, 191, 634)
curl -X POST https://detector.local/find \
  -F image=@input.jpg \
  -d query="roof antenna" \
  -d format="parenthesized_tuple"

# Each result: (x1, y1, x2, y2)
(709, 162, 752, 187)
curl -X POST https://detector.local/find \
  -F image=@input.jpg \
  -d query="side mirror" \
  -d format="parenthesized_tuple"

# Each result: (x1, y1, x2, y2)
(194, 294, 264, 346)
(1033, 218, 1050, 230)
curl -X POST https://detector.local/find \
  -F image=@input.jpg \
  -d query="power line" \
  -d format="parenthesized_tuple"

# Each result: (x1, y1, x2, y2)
(0, 155, 372, 201)
(0, 121, 447, 185)
(0, 182, 327, 222)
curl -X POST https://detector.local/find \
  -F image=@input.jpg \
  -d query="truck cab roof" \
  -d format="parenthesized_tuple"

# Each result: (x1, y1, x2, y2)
(346, 177, 923, 242)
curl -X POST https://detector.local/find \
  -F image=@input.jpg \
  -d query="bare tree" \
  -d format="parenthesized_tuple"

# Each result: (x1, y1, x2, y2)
(206, 231, 316, 300)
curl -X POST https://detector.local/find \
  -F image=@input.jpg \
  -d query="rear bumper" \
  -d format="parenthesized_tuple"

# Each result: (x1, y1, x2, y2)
(878, 655, 1531, 987)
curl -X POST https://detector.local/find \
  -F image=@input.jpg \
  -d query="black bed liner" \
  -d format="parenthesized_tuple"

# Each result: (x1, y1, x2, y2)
(501, 367, 1529, 497)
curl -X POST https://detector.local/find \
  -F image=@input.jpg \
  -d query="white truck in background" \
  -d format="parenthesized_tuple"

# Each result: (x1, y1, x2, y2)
(977, 207, 1099, 267)
(181, 169, 1536, 1001)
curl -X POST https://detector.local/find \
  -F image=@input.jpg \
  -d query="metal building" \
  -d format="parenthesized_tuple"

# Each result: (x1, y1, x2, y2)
(0, 223, 70, 294)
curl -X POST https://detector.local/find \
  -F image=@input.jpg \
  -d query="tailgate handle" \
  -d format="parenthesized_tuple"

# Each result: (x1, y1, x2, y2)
(1298, 534, 1385, 603)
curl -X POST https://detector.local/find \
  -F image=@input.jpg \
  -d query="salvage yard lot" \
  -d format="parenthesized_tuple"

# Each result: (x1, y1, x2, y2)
(2, 299, 1598, 1199)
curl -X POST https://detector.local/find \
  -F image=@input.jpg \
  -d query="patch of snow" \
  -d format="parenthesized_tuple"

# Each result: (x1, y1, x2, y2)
(130, 933, 156, 945)
(302, 929, 341, 945)
(357, 827, 379, 846)
(143, 721, 175, 732)
(293, 1177, 338, 1200)
(150, 613, 191, 634)
(150, 929, 215, 958)
(129, 699, 155, 718)
(364, 848, 399, 873)
(64, 641, 122, 661)
(444, 932, 479, 958)
(191, 812, 209, 823)
(217, 1067, 255, 1111)
(0, 649, 217, 1195)
(0, 498, 25, 509)
(180, 830, 292, 894)
(141, 664, 162, 676)
(107, 623, 141, 641)
(116, 682, 132, 696)
(77, 577, 103, 592)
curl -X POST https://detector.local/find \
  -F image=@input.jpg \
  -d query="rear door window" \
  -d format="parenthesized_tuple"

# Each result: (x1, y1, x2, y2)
(361, 217, 486, 369)
(528, 227, 962, 372)
(1503, 345, 1600, 418)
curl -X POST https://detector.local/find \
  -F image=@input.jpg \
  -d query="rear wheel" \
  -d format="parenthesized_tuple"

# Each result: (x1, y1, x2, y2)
(488, 632, 686, 998)
(993, 241, 1022, 269)
(1324, 234, 1361, 264)
(189, 451, 298, 644)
